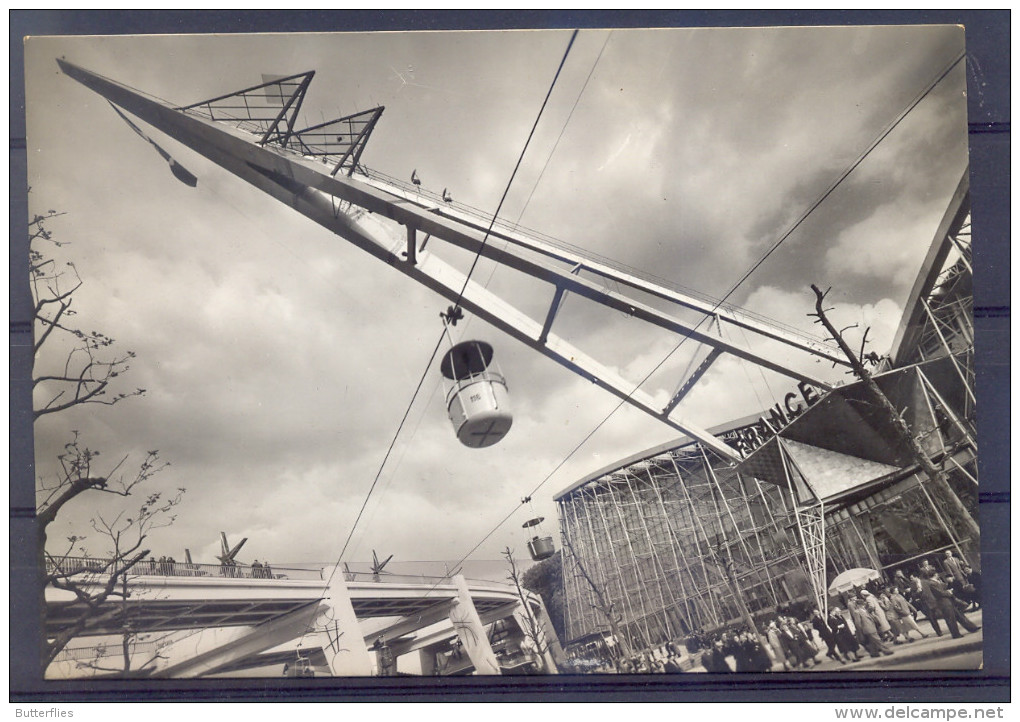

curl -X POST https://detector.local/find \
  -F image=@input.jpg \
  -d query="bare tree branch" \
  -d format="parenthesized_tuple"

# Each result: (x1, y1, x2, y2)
(561, 536, 631, 658)
(503, 547, 554, 671)
(32, 209, 183, 675)
(808, 284, 978, 542)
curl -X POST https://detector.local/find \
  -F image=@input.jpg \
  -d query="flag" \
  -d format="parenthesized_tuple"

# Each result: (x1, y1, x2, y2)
(108, 101, 198, 187)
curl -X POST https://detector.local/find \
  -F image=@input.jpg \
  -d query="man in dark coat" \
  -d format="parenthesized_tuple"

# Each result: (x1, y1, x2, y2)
(912, 572, 943, 636)
(929, 572, 980, 639)
(947, 572, 978, 610)
(811, 609, 844, 663)
(828, 607, 861, 661)
(961, 565, 981, 610)
(747, 633, 774, 672)
(732, 633, 754, 673)
(700, 638, 733, 673)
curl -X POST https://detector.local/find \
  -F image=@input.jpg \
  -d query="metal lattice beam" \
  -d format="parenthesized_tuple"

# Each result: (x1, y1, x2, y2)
(55, 61, 865, 465)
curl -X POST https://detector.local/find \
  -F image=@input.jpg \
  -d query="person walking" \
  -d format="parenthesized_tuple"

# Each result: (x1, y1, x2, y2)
(701, 638, 733, 673)
(766, 621, 791, 671)
(860, 590, 895, 642)
(947, 573, 978, 610)
(786, 618, 819, 668)
(892, 569, 910, 595)
(811, 609, 845, 663)
(848, 598, 893, 658)
(913, 572, 943, 636)
(878, 589, 910, 643)
(942, 550, 965, 580)
(749, 634, 773, 672)
(732, 632, 755, 673)
(888, 587, 927, 640)
(828, 607, 861, 662)
(928, 571, 980, 639)
(961, 565, 981, 610)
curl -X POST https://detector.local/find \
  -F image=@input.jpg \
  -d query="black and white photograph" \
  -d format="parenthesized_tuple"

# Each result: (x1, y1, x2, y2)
(21, 23, 984, 684)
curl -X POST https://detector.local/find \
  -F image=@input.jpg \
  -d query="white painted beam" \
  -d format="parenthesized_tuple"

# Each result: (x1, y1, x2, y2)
(56, 60, 842, 464)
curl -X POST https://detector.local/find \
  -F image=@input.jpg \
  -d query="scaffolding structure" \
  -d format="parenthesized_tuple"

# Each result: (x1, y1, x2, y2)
(556, 181, 976, 653)
(557, 350, 977, 650)
(558, 444, 813, 650)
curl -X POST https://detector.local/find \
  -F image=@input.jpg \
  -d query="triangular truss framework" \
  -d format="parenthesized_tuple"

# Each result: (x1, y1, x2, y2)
(289, 108, 385, 177)
(178, 71, 383, 177)
(59, 58, 855, 464)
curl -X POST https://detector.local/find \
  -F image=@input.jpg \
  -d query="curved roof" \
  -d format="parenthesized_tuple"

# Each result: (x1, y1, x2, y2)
(554, 353, 969, 504)
(889, 170, 970, 366)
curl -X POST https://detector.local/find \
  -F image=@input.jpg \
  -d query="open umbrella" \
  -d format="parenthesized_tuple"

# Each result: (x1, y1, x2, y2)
(828, 567, 881, 595)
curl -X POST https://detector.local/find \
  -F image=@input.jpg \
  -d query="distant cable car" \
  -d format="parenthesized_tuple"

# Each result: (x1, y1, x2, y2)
(523, 517, 556, 561)
(440, 339, 513, 448)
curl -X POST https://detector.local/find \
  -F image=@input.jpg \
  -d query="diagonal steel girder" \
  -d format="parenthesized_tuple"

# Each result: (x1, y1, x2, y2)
(57, 60, 840, 462)
(358, 174, 847, 366)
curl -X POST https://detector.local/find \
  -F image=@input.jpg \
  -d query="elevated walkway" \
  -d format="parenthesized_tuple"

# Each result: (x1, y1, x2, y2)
(44, 558, 559, 678)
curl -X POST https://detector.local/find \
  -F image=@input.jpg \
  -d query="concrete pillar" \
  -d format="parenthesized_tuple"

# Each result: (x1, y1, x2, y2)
(418, 646, 439, 676)
(155, 603, 322, 678)
(450, 574, 501, 675)
(535, 602, 567, 671)
(511, 601, 564, 674)
(315, 572, 374, 676)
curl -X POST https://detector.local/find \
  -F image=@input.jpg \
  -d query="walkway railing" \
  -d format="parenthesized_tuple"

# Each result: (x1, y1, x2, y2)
(46, 556, 323, 582)
(46, 557, 512, 590)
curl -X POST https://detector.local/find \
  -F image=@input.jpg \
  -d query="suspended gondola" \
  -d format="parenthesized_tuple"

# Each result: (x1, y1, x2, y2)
(438, 307, 513, 448)
(522, 516, 556, 562)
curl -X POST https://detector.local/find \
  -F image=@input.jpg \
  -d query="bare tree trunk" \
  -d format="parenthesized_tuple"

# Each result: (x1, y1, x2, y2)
(503, 548, 554, 671)
(715, 551, 761, 639)
(120, 574, 132, 673)
(561, 537, 632, 658)
(810, 284, 979, 541)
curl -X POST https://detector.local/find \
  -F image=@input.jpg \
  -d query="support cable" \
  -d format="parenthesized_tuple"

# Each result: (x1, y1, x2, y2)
(427, 49, 967, 597)
(320, 29, 580, 591)
(357, 31, 600, 530)
(465, 31, 612, 332)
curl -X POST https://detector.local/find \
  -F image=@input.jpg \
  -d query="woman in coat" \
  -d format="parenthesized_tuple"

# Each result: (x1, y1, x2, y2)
(889, 587, 927, 640)
(878, 590, 909, 642)
(861, 591, 894, 641)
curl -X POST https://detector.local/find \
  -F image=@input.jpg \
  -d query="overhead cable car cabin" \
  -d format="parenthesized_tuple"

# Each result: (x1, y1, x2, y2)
(523, 517, 556, 561)
(439, 340, 512, 448)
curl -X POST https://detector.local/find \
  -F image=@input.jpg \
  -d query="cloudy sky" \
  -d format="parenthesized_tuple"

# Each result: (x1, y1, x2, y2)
(24, 26, 968, 579)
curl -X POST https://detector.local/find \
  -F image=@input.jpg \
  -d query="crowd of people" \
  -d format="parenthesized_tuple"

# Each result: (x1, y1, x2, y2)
(220, 559, 275, 578)
(138, 555, 276, 579)
(565, 551, 981, 674)
(144, 555, 181, 575)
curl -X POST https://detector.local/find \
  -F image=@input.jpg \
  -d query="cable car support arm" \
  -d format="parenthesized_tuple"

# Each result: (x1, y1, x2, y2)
(58, 59, 848, 464)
